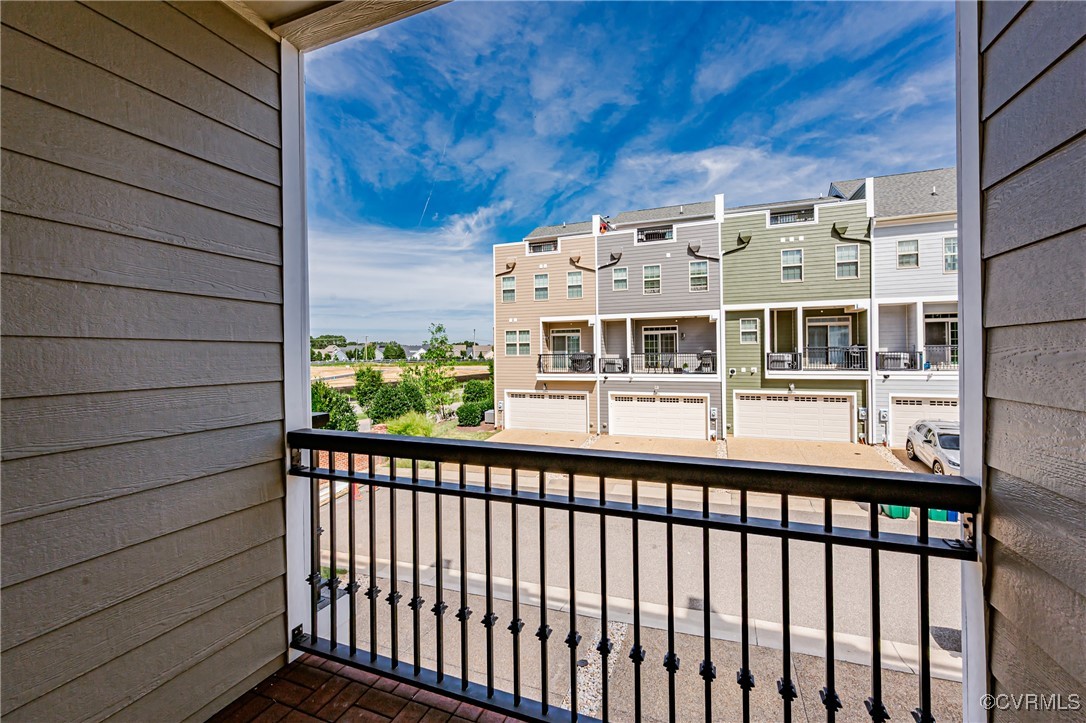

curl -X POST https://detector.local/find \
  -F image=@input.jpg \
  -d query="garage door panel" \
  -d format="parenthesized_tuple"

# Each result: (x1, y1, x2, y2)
(611, 394, 707, 439)
(736, 392, 852, 442)
(506, 392, 587, 433)
(889, 397, 959, 446)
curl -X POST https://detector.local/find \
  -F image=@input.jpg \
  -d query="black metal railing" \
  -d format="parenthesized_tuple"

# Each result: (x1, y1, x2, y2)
(924, 345, 959, 370)
(767, 351, 803, 371)
(287, 429, 979, 723)
(769, 208, 816, 225)
(875, 351, 925, 371)
(538, 353, 595, 373)
(803, 346, 868, 371)
(598, 356, 627, 374)
(628, 352, 717, 374)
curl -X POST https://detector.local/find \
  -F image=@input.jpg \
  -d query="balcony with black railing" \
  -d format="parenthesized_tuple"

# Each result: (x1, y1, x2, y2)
(538, 353, 596, 374)
(769, 207, 816, 225)
(924, 345, 959, 371)
(627, 351, 718, 374)
(286, 429, 979, 723)
(802, 346, 868, 371)
(875, 351, 925, 371)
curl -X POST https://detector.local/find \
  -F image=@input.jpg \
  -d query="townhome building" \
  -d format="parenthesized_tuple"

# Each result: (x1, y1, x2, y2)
(493, 222, 599, 434)
(719, 195, 873, 442)
(833, 168, 961, 446)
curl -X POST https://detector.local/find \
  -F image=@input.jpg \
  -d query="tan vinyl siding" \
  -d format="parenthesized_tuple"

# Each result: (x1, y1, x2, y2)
(721, 202, 870, 304)
(0, 3, 286, 720)
(494, 237, 598, 431)
(977, 1, 1086, 709)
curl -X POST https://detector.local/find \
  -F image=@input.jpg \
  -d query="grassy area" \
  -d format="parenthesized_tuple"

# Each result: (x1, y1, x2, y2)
(388, 419, 496, 468)
(320, 566, 348, 579)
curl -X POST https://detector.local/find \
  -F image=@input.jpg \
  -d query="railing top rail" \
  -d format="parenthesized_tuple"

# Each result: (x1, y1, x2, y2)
(287, 429, 980, 511)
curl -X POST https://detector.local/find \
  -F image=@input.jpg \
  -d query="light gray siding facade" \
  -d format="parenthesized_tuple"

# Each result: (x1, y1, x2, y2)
(1, 3, 287, 720)
(597, 220, 720, 314)
(871, 219, 959, 300)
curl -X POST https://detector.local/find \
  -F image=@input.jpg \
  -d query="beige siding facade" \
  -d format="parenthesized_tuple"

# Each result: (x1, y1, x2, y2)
(494, 236, 599, 432)
(1, 2, 287, 720)
(976, 0, 1086, 711)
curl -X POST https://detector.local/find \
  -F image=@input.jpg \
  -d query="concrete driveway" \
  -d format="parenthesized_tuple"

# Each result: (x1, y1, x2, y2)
(727, 437, 898, 471)
(592, 434, 719, 458)
(487, 428, 591, 448)
(892, 447, 934, 474)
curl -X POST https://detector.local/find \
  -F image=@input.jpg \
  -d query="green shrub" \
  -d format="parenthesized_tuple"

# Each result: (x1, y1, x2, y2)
(354, 365, 384, 407)
(369, 382, 426, 424)
(456, 401, 485, 427)
(462, 379, 493, 405)
(385, 411, 435, 437)
(311, 379, 357, 432)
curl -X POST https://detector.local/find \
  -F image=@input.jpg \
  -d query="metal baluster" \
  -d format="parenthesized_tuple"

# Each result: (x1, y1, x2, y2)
(455, 464, 472, 691)
(566, 472, 582, 720)
(737, 489, 755, 723)
(821, 499, 842, 719)
(865, 505, 889, 722)
(308, 449, 321, 644)
(509, 468, 524, 707)
(598, 475, 613, 722)
(700, 483, 716, 722)
(664, 482, 679, 723)
(432, 460, 448, 682)
(366, 454, 379, 662)
(409, 459, 424, 676)
(537, 468, 552, 714)
(631, 479, 645, 722)
(778, 495, 797, 720)
(348, 453, 358, 655)
(913, 509, 934, 723)
(327, 451, 340, 649)
(483, 466, 497, 698)
(387, 458, 401, 669)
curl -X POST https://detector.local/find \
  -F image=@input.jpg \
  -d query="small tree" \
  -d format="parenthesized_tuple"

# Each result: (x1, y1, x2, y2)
(311, 380, 357, 432)
(383, 341, 406, 360)
(422, 323, 453, 363)
(369, 383, 426, 424)
(361, 342, 377, 361)
(354, 365, 384, 408)
(400, 362, 455, 417)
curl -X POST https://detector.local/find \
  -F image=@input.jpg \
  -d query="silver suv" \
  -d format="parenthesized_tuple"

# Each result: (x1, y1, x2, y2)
(905, 420, 961, 474)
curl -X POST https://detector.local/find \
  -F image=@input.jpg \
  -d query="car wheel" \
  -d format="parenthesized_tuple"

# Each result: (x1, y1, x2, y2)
(933, 461, 944, 475)
(906, 440, 916, 460)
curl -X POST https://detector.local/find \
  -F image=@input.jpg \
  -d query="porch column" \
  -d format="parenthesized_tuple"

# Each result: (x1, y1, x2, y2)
(763, 307, 770, 368)
(626, 317, 633, 358)
(795, 307, 804, 352)
(914, 301, 925, 354)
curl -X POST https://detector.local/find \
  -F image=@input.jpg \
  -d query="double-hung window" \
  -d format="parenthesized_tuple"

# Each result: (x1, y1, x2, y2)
(505, 330, 530, 356)
(534, 273, 549, 301)
(612, 267, 628, 291)
(943, 237, 958, 273)
(501, 276, 516, 303)
(689, 261, 708, 292)
(897, 240, 919, 268)
(566, 271, 582, 299)
(781, 249, 803, 282)
(643, 265, 661, 294)
(835, 244, 859, 279)
(739, 318, 759, 344)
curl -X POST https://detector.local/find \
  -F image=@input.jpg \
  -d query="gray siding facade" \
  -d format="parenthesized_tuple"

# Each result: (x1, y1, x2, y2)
(976, 0, 1086, 712)
(871, 219, 959, 300)
(1, 3, 287, 720)
(597, 378, 722, 437)
(597, 220, 720, 314)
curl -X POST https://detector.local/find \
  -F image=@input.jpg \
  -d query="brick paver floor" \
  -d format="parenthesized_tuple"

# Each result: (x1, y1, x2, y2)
(208, 654, 521, 723)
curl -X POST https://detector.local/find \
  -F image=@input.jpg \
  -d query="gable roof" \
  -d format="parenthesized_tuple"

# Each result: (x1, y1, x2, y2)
(871, 167, 957, 218)
(609, 200, 715, 226)
(723, 196, 843, 214)
(828, 178, 865, 200)
(524, 220, 593, 240)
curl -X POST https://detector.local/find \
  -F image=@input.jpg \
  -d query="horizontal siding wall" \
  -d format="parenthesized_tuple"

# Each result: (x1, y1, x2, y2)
(871, 376, 959, 445)
(598, 378, 722, 437)
(0, 2, 287, 721)
(978, 0, 1086, 711)
(871, 220, 959, 300)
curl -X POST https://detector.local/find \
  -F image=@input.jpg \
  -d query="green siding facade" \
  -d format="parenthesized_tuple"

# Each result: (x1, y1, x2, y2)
(720, 202, 871, 304)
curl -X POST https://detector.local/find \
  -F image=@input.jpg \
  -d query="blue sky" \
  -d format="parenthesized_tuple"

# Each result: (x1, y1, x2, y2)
(305, 1, 956, 344)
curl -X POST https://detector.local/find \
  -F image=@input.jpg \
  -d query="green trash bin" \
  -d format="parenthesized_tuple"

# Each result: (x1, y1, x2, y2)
(880, 504, 911, 519)
(928, 509, 949, 521)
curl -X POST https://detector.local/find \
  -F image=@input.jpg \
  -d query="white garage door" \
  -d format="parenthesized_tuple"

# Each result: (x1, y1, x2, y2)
(505, 392, 588, 433)
(889, 397, 959, 446)
(735, 392, 852, 442)
(610, 394, 707, 439)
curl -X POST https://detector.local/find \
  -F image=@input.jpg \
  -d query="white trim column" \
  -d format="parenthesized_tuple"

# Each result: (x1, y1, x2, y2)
(795, 307, 804, 353)
(281, 39, 310, 660)
(763, 307, 770, 369)
(915, 301, 926, 358)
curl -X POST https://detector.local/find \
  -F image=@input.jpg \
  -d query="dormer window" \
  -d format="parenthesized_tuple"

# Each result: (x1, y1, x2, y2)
(528, 240, 558, 254)
(769, 207, 815, 225)
(636, 225, 674, 243)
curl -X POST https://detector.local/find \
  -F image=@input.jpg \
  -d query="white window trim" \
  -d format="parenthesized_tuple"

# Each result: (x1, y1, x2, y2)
(689, 260, 709, 292)
(501, 275, 516, 303)
(525, 239, 561, 256)
(635, 224, 676, 245)
(641, 325, 678, 349)
(642, 264, 662, 295)
(835, 243, 860, 280)
(804, 316, 853, 347)
(505, 329, 531, 356)
(943, 236, 958, 274)
(739, 317, 760, 344)
(897, 239, 920, 269)
(566, 271, 583, 299)
(781, 249, 803, 283)
(550, 328, 581, 352)
(612, 266, 628, 292)
(534, 273, 549, 301)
